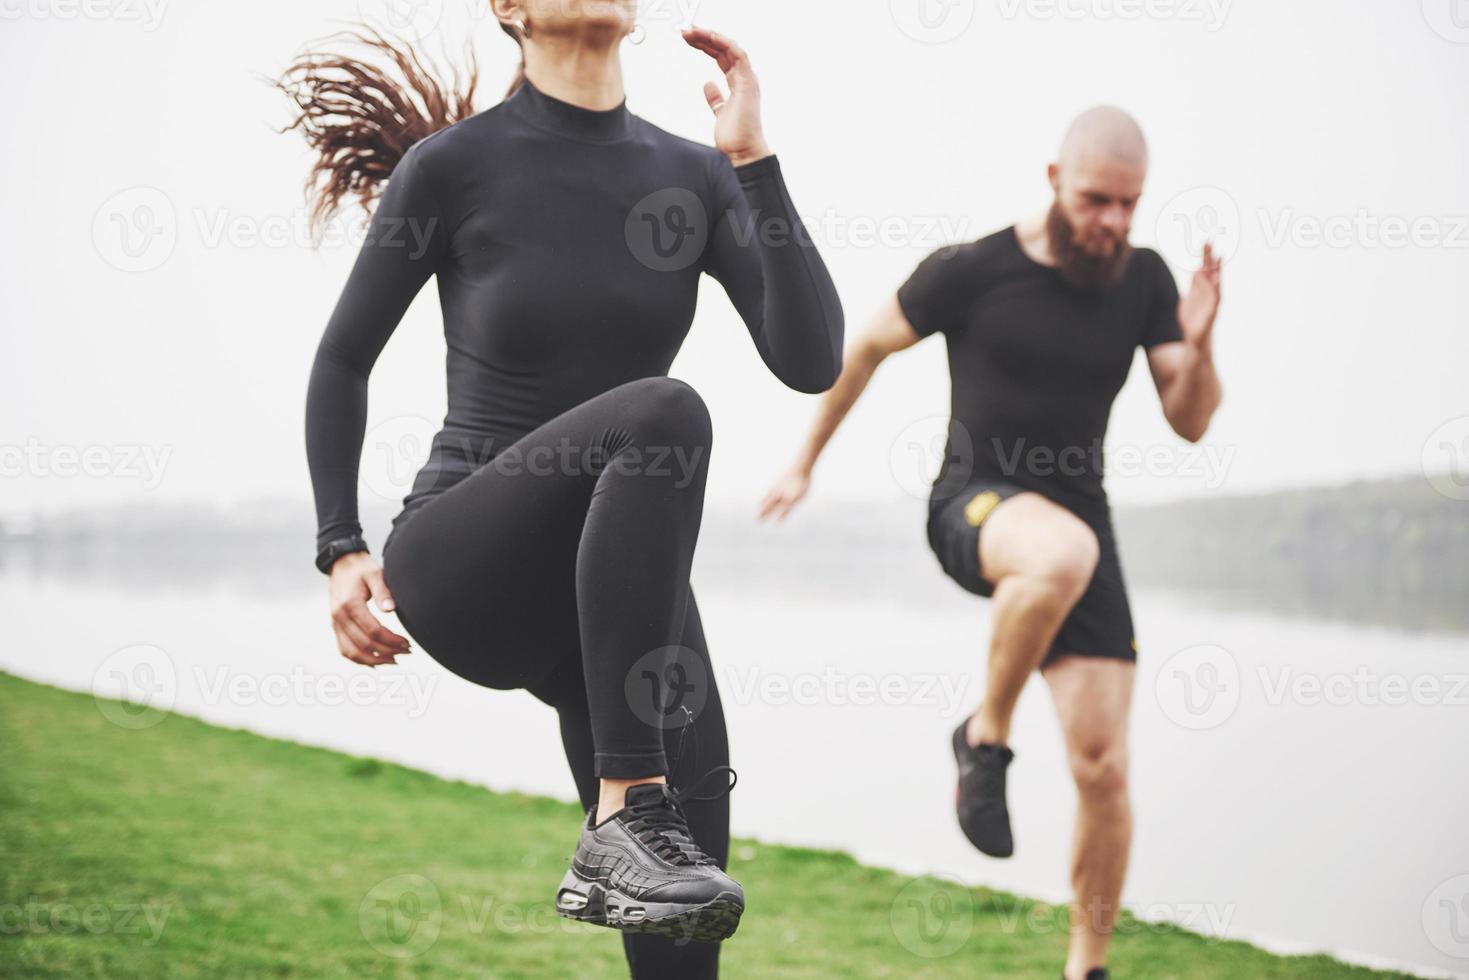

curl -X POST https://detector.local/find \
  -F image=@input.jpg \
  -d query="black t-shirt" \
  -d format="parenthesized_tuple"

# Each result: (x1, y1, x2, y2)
(898, 226, 1182, 514)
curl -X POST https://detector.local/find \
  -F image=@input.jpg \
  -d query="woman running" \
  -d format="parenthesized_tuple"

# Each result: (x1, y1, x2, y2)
(282, 1, 842, 975)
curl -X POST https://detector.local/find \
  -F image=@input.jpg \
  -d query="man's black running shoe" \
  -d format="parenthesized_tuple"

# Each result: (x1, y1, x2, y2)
(952, 722, 1016, 858)
(556, 780, 743, 943)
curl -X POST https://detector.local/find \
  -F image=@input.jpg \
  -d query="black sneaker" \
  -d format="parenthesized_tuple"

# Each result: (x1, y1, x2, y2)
(556, 781, 743, 943)
(1068, 970, 1108, 980)
(952, 722, 1016, 858)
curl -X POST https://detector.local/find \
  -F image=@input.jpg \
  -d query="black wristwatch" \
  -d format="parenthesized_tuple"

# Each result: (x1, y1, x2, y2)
(316, 534, 370, 575)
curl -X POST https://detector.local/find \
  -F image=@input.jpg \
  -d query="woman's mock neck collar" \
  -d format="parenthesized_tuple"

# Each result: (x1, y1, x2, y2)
(508, 77, 632, 143)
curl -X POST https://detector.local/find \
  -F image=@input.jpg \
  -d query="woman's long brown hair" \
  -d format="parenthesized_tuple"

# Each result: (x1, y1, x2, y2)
(277, 25, 524, 234)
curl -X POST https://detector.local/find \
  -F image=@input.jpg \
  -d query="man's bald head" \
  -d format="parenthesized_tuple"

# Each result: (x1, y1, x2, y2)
(1058, 106, 1149, 174)
(1044, 107, 1149, 289)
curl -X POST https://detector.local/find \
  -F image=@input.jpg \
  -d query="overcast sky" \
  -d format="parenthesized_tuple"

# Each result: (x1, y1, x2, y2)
(3, 0, 1466, 519)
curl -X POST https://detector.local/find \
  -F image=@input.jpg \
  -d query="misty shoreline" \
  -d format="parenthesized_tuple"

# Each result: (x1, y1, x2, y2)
(2, 475, 1464, 635)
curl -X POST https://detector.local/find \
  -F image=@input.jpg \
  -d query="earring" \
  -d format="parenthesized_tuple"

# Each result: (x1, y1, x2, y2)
(628, 24, 645, 44)
(516, 17, 531, 38)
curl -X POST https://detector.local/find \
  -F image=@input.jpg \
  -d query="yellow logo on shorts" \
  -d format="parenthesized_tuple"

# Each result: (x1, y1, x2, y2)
(963, 491, 1002, 528)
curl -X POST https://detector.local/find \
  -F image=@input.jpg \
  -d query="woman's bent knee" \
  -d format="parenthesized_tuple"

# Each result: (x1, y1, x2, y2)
(618, 377, 713, 448)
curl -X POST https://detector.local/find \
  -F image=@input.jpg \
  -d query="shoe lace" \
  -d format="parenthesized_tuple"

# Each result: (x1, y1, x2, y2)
(624, 706, 738, 867)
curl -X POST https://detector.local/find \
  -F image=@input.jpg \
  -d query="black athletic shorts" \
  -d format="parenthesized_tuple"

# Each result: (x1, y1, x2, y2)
(926, 480, 1138, 667)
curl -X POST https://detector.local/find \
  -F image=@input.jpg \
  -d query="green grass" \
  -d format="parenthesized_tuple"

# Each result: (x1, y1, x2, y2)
(0, 671, 1415, 979)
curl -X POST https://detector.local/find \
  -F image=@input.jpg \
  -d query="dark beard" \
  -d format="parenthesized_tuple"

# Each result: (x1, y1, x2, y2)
(1046, 202, 1134, 291)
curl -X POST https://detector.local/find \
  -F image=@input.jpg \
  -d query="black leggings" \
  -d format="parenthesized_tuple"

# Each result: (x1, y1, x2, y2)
(382, 377, 729, 978)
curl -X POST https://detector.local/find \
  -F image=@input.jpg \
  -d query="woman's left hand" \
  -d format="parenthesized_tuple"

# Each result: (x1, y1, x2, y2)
(683, 28, 773, 168)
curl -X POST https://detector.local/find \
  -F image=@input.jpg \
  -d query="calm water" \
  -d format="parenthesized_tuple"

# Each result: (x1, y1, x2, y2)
(4, 564, 1467, 978)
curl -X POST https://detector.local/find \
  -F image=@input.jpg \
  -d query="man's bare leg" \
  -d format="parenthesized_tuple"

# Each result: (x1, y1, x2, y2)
(1044, 655, 1136, 980)
(965, 493, 1100, 748)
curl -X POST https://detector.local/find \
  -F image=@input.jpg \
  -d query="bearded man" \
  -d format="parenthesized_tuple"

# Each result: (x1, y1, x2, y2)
(760, 106, 1225, 980)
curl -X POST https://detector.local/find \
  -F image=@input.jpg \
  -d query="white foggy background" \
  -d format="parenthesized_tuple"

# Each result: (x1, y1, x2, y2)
(2, 0, 1466, 518)
(4, 2, 1469, 978)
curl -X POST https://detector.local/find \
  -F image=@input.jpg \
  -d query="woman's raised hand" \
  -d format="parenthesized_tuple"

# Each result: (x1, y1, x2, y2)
(683, 28, 773, 168)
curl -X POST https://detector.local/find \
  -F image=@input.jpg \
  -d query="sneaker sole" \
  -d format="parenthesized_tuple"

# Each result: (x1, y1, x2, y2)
(555, 869, 743, 943)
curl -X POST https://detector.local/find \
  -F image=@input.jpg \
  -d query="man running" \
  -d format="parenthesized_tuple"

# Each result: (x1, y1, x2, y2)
(759, 106, 1223, 980)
